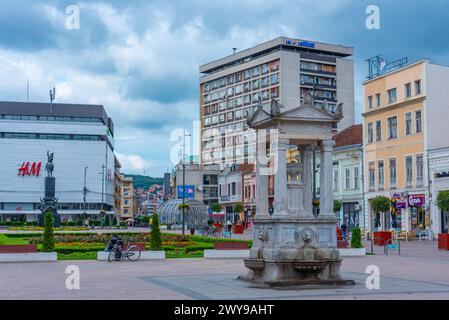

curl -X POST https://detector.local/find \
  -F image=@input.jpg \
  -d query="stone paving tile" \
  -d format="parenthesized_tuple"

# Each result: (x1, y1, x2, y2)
(1, 241, 449, 300)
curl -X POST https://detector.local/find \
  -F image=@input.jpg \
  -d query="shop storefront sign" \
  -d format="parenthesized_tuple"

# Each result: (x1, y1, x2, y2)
(408, 194, 425, 207)
(17, 162, 42, 177)
(396, 201, 407, 209)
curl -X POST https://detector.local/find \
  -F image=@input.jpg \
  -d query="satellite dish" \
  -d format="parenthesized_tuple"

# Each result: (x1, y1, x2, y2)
(197, 186, 203, 191)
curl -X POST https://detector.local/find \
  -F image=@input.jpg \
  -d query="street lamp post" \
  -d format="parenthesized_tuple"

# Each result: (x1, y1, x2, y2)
(99, 164, 105, 227)
(83, 167, 88, 223)
(181, 129, 191, 235)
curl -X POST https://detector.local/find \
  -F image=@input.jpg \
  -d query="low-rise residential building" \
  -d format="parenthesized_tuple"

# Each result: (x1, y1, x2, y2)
(332, 124, 364, 230)
(219, 164, 255, 222)
(172, 160, 220, 207)
(362, 59, 449, 237)
(428, 147, 449, 235)
(120, 175, 134, 221)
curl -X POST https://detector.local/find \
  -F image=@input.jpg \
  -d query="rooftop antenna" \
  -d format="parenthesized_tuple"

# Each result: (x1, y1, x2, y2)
(49, 86, 56, 113)
(232, 48, 237, 55)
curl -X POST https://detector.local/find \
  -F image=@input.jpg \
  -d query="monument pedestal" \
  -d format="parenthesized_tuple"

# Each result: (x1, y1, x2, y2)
(38, 177, 60, 228)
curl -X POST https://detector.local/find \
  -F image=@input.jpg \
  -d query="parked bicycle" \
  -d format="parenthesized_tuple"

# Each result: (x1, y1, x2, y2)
(198, 226, 232, 238)
(108, 242, 141, 262)
(106, 235, 141, 262)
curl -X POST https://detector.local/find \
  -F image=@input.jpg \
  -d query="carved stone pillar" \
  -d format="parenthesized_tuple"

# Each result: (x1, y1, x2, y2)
(255, 133, 269, 218)
(273, 137, 289, 216)
(319, 140, 335, 216)
(302, 146, 314, 217)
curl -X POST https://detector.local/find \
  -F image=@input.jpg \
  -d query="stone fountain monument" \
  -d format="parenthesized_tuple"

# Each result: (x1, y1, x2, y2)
(240, 93, 354, 287)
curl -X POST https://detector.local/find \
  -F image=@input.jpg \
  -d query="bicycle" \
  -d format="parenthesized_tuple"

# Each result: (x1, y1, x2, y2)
(108, 242, 141, 262)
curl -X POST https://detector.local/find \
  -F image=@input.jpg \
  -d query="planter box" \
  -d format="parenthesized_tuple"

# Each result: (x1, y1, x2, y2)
(373, 231, 392, 246)
(97, 251, 165, 261)
(438, 234, 449, 250)
(338, 248, 366, 257)
(337, 240, 348, 248)
(0, 252, 57, 263)
(232, 225, 244, 234)
(204, 249, 249, 259)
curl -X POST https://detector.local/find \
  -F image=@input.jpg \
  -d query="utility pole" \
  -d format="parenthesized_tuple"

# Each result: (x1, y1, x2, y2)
(83, 167, 88, 222)
(49, 86, 56, 113)
(181, 129, 191, 235)
(99, 164, 105, 227)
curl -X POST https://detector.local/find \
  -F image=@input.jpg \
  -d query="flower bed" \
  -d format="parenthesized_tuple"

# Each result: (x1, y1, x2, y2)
(0, 232, 251, 260)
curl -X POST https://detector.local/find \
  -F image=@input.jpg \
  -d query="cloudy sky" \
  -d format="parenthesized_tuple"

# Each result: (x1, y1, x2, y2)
(1, 0, 448, 177)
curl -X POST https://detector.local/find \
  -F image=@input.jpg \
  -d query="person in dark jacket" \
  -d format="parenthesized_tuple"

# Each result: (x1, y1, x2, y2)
(341, 222, 348, 241)
(106, 234, 124, 260)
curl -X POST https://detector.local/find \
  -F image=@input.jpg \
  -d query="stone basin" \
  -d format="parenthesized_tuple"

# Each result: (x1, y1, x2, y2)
(244, 258, 265, 271)
(293, 261, 328, 280)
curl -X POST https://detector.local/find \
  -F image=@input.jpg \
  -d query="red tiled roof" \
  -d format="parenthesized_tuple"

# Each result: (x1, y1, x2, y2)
(333, 124, 363, 148)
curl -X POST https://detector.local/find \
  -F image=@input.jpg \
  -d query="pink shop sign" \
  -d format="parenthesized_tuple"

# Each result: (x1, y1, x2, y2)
(408, 195, 425, 207)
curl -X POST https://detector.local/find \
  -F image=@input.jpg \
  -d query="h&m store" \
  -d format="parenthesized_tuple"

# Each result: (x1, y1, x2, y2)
(0, 101, 117, 223)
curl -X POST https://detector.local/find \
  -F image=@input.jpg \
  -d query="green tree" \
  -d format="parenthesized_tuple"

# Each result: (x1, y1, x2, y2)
(436, 191, 449, 211)
(112, 215, 117, 226)
(104, 215, 110, 227)
(233, 202, 244, 214)
(211, 203, 222, 213)
(371, 195, 391, 214)
(42, 211, 55, 252)
(150, 213, 162, 251)
(350, 227, 363, 248)
(333, 200, 342, 213)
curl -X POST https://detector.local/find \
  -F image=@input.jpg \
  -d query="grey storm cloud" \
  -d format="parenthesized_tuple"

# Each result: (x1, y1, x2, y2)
(1, 0, 449, 175)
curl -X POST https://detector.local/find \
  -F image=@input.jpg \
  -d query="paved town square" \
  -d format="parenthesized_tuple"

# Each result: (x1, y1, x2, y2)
(1, 241, 448, 300)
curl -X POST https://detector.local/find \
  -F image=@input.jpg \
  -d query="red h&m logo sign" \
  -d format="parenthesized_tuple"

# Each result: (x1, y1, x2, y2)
(18, 162, 42, 177)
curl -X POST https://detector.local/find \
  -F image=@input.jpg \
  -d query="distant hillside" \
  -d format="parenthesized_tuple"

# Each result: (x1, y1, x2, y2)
(125, 175, 164, 189)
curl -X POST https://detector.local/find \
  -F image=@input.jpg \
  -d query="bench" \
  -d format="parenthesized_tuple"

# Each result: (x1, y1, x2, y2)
(0, 245, 38, 254)
(214, 242, 249, 250)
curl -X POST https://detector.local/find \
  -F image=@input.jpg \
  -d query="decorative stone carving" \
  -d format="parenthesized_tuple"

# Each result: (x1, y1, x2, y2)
(258, 228, 268, 242)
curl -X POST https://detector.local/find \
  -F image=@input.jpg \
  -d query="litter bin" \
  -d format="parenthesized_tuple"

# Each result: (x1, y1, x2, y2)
(438, 233, 449, 250)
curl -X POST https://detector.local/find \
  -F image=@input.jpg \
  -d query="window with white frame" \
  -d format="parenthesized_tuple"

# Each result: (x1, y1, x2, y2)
(376, 120, 382, 142)
(378, 160, 384, 190)
(369, 162, 375, 191)
(368, 96, 373, 109)
(416, 154, 424, 187)
(388, 88, 397, 103)
(415, 110, 422, 133)
(376, 93, 381, 107)
(405, 156, 413, 188)
(415, 80, 422, 95)
(354, 167, 359, 190)
(387, 116, 398, 139)
(405, 112, 412, 135)
(333, 169, 339, 191)
(367, 122, 374, 143)
(405, 83, 412, 98)
(389, 158, 397, 189)
(345, 168, 351, 189)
